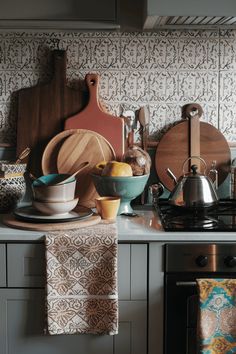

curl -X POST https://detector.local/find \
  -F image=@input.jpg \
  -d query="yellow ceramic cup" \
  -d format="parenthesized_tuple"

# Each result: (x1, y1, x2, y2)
(95, 196, 120, 220)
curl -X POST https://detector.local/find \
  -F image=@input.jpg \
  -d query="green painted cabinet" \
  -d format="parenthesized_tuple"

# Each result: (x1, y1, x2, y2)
(0, 243, 148, 354)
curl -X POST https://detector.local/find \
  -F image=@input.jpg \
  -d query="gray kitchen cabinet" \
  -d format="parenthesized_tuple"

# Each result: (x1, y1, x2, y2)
(0, 0, 119, 29)
(0, 245, 6, 287)
(7, 243, 45, 288)
(0, 242, 147, 354)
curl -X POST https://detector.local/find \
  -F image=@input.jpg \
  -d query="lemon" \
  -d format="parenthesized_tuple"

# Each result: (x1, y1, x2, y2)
(101, 161, 133, 177)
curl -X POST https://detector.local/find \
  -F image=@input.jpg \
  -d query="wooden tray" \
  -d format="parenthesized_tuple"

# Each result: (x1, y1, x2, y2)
(3, 214, 101, 232)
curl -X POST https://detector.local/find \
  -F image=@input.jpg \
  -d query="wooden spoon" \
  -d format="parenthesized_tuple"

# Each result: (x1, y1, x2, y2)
(15, 147, 31, 164)
(138, 106, 150, 152)
(55, 161, 89, 185)
(138, 106, 150, 204)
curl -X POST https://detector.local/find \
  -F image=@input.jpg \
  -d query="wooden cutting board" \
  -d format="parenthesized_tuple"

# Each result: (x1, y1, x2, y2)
(17, 50, 88, 177)
(3, 214, 101, 231)
(57, 129, 116, 208)
(155, 120, 231, 191)
(64, 73, 124, 160)
(41, 129, 77, 174)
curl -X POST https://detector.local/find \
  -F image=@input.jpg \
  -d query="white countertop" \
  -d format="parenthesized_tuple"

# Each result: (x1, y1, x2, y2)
(1, 205, 236, 243)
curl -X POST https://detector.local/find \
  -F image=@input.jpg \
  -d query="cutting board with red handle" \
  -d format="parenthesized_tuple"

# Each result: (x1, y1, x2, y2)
(16, 50, 88, 177)
(64, 73, 124, 160)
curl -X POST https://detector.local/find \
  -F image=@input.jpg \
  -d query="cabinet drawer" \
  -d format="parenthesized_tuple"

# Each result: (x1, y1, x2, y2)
(7, 244, 45, 288)
(118, 244, 148, 300)
(0, 244, 6, 287)
(6, 243, 148, 295)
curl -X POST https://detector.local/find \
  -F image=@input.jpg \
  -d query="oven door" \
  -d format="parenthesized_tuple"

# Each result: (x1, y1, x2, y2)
(164, 273, 236, 354)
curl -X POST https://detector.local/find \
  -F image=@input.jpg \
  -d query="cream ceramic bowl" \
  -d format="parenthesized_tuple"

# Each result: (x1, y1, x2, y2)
(32, 198, 79, 215)
(32, 174, 76, 202)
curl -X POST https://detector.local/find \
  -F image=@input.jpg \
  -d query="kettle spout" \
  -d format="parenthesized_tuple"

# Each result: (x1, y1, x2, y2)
(166, 168, 178, 185)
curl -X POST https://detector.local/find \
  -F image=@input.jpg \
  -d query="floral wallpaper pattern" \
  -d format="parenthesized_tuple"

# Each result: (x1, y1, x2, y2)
(0, 29, 236, 145)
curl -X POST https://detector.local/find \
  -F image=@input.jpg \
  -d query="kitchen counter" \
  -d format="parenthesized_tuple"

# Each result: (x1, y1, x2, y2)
(1, 205, 236, 242)
(1, 204, 236, 354)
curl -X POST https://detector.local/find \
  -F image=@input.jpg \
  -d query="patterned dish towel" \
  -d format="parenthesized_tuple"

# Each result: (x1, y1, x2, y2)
(45, 223, 118, 335)
(197, 278, 236, 354)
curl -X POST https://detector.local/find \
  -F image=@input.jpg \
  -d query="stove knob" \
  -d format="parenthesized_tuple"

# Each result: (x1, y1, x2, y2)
(224, 256, 236, 268)
(195, 255, 208, 267)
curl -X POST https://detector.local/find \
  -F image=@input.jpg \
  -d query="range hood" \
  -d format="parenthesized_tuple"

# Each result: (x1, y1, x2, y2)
(143, 0, 236, 29)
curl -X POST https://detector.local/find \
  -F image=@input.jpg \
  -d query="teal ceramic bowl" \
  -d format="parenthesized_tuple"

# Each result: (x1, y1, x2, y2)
(33, 174, 75, 186)
(91, 173, 150, 214)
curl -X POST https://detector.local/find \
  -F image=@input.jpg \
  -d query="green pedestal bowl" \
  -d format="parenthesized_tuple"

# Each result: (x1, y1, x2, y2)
(91, 173, 150, 214)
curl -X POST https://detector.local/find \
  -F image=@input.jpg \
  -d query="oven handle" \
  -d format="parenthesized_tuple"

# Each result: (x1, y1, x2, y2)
(176, 281, 196, 287)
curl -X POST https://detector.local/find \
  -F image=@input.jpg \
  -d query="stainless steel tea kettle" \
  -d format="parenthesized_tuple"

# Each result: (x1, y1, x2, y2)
(168, 157, 218, 209)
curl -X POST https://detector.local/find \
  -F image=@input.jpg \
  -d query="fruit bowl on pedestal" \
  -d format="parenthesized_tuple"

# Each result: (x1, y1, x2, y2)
(91, 173, 150, 215)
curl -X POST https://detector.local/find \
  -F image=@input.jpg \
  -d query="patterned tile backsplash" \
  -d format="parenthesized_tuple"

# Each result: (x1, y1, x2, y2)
(0, 29, 236, 145)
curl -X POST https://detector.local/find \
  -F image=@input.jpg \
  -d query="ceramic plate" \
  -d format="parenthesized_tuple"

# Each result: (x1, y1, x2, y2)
(14, 205, 93, 223)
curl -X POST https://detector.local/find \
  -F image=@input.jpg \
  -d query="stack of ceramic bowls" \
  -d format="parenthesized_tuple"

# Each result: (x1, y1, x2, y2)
(31, 174, 78, 215)
(0, 160, 27, 213)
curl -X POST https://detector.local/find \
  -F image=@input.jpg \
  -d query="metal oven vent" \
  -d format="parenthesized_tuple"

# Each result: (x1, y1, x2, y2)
(144, 16, 236, 29)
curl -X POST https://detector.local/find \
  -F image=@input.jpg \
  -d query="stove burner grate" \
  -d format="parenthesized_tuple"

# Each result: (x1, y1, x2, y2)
(168, 215, 219, 229)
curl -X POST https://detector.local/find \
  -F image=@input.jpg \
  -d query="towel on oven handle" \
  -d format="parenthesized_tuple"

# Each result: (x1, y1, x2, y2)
(197, 278, 236, 353)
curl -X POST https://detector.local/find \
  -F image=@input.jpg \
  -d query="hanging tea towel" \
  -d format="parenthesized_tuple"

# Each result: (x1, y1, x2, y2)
(197, 278, 236, 353)
(45, 223, 118, 335)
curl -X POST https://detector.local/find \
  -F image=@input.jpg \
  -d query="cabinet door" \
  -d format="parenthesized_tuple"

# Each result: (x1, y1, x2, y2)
(0, 289, 146, 354)
(7, 244, 45, 288)
(0, 0, 117, 21)
(0, 245, 6, 287)
(4, 243, 147, 354)
(117, 244, 148, 354)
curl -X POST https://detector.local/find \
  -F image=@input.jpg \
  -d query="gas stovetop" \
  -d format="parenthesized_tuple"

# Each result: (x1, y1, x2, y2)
(155, 199, 236, 231)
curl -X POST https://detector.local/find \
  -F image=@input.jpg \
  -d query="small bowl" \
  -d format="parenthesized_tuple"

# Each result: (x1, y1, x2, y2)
(32, 198, 79, 215)
(91, 174, 149, 214)
(32, 174, 76, 202)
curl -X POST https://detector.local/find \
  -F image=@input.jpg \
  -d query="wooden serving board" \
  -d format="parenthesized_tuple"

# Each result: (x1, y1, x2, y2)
(17, 50, 88, 177)
(64, 73, 124, 160)
(3, 214, 101, 232)
(41, 129, 77, 174)
(155, 120, 231, 191)
(57, 129, 116, 208)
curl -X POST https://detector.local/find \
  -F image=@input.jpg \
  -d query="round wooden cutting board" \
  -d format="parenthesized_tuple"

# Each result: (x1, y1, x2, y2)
(155, 120, 231, 191)
(57, 129, 116, 208)
(3, 214, 101, 232)
(41, 129, 77, 175)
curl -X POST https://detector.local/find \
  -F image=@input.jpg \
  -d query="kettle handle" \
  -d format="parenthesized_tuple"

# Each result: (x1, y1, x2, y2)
(182, 156, 207, 176)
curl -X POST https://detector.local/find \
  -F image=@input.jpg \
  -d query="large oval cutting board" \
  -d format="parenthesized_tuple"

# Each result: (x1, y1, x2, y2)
(64, 73, 124, 160)
(57, 129, 116, 208)
(17, 50, 88, 177)
(155, 120, 231, 191)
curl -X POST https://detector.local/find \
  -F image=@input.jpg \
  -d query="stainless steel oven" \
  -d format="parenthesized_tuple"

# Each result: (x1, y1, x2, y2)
(164, 243, 236, 354)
